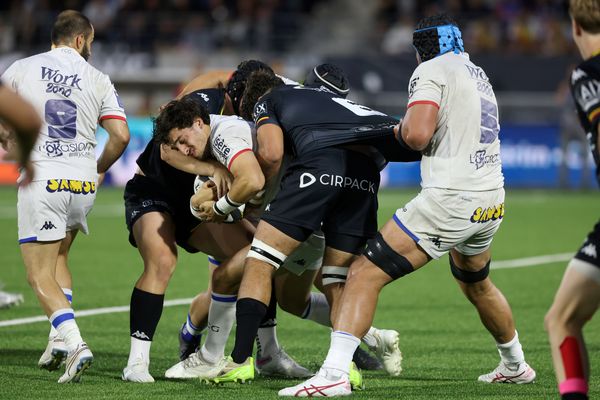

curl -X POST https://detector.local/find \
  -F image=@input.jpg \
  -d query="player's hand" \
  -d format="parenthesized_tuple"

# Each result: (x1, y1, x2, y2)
(198, 200, 226, 223)
(97, 172, 106, 186)
(212, 167, 233, 198)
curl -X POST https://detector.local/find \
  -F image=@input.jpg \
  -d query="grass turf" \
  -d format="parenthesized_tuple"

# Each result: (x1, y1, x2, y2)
(0, 186, 598, 399)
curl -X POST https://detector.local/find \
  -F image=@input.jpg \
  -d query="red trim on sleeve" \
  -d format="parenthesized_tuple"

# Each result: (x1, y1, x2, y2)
(99, 115, 127, 122)
(228, 148, 252, 170)
(407, 100, 440, 109)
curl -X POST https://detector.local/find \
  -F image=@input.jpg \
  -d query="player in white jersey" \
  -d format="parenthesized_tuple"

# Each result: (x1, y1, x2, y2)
(1, 10, 130, 383)
(0, 82, 41, 309)
(280, 14, 536, 397)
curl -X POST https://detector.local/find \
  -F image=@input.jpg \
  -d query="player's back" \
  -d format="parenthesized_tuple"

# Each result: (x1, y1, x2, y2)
(2, 47, 125, 181)
(410, 52, 504, 191)
(254, 85, 399, 157)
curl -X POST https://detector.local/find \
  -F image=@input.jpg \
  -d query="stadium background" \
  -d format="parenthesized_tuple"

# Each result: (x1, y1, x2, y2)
(1, 1, 599, 399)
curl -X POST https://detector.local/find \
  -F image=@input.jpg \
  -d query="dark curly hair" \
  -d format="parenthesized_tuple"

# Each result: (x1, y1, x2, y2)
(226, 60, 274, 115)
(240, 70, 284, 121)
(153, 96, 210, 145)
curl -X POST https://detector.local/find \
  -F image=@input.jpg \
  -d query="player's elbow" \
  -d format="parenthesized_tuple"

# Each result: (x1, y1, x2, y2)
(111, 125, 131, 149)
(403, 126, 431, 151)
(17, 110, 41, 138)
(239, 171, 265, 195)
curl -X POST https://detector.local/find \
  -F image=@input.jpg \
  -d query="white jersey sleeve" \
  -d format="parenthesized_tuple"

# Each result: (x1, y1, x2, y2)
(1, 60, 23, 91)
(407, 60, 445, 109)
(208, 115, 256, 170)
(98, 76, 126, 122)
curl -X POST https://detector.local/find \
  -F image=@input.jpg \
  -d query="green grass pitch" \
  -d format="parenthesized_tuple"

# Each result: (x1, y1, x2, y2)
(0, 186, 598, 399)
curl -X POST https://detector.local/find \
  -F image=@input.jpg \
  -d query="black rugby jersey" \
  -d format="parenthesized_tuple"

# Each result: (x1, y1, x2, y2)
(570, 54, 600, 185)
(136, 88, 226, 189)
(252, 85, 421, 163)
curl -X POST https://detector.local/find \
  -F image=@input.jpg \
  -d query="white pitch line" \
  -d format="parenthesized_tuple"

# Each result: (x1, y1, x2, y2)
(0, 297, 193, 328)
(491, 252, 573, 269)
(0, 252, 575, 328)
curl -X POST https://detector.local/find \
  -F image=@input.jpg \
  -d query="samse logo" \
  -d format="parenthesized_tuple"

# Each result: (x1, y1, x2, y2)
(470, 203, 504, 223)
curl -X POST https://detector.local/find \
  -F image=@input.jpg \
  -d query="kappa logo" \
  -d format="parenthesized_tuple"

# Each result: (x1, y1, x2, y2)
(299, 173, 316, 188)
(40, 221, 57, 230)
(131, 330, 150, 340)
(581, 243, 597, 259)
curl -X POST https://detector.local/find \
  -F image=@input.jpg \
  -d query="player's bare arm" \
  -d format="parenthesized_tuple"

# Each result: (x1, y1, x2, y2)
(160, 143, 232, 196)
(400, 103, 438, 151)
(256, 123, 284, 183)
(177, 70, 233, 98)
(196, 151, 265, 222)
(97, 118, 130, 176)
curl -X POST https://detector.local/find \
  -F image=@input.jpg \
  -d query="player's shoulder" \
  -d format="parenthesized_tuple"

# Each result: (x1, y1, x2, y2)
(210, 114, 252, 132)
(572, 55, 600, 85)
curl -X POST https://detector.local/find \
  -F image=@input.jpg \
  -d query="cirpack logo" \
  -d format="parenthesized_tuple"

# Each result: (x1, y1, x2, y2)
(299, 172, 316, 188)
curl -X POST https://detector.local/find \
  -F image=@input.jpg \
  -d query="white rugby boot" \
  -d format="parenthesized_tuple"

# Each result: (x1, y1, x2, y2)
(367, 329, 402, 376)
(122, 357, 154, 383)
(478, 361, 536, 384)
(38, 336, 68, 371)
(165, 350, 227, 379)
(256, 348, 313, 378)
(278, 368, 351, 397)
(58, 342, 93, 383)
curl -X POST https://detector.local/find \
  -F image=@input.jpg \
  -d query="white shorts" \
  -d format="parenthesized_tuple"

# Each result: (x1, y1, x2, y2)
(18, 179, 97, 243)
(393, 188, 505, 259)
(281, 232, 325, 276)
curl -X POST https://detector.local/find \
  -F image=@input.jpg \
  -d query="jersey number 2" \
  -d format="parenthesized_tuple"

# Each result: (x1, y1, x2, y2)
(45, 99, 77, 139)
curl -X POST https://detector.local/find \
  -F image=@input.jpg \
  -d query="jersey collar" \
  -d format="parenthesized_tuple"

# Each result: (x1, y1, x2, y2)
(52, 46, 84, 60)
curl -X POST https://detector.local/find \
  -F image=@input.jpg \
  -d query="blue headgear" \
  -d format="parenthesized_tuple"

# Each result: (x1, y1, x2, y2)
(413, 24, 464, 62)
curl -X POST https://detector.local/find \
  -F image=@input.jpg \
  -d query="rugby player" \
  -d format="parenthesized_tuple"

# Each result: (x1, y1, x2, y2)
(280, 14, 537, 397)
(197, 66, 420, 385)
(169, 63, 400, 379)
(0, 81, 41, 309)
(2, 10, 130, 383)
(545, 2, 600, 399)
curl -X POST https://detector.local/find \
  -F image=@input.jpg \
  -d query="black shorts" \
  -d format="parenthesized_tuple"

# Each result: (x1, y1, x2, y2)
(124, 174, 200, 253)
(574, 220, 600, 268)
(262, 147, 380, 254)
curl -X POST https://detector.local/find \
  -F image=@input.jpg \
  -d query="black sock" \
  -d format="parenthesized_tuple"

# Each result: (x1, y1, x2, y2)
(231, 298, 267, 364)
(259, 282, 277, 328)
(129, 287, 164, 341)
(562, 393, 588, 400)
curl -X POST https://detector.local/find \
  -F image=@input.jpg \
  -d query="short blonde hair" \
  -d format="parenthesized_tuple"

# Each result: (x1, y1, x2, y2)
(570, 0, 600, 34)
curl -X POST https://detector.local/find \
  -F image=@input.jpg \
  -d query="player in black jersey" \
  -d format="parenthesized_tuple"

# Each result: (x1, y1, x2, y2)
(545, 2, 600, 400)
(122, 86, 255, 383)
(206, 69, 420, 383)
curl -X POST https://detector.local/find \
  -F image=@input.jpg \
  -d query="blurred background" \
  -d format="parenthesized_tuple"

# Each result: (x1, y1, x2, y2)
(0, 0, 593, 189)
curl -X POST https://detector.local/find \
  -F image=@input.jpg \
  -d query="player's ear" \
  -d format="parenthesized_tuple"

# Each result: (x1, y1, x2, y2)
(571, 18, 582, 38)
(74, 34, 85, 51)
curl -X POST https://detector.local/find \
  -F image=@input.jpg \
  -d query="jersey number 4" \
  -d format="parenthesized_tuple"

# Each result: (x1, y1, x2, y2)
(45, 99, 77, 139)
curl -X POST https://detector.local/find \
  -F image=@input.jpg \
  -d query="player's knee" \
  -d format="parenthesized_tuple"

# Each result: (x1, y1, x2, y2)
(146, 254, 177, 283)
(449, 255, 490, 284)
(364, 232, 414, 280)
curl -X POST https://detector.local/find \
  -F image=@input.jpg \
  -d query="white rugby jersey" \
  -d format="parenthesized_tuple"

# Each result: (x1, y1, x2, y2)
(208, 114, 256, 170)
(407, 52, 504, 191)
(1, 47, 126, 181)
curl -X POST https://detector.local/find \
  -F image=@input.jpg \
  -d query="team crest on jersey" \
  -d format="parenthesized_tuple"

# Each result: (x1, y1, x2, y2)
(408, 76, 419, 98)
(253, 101, 267, 121)
(575, 79, 600, 112)
(470, 203, 504, 223)
(46, 179, 96, 195)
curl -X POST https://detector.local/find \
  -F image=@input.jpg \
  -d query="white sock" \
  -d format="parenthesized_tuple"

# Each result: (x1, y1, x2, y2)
(49, 308, 82, 352)
(49, 288, 73, 339)
(301, 292, 331, 327)
(257, 326, 280, 358)
(497, 331, 525, 369)
(200, 292, 236, 363)
(128, 337, 151, 366)
(322, 331, 361, 377)
(362, 327, 378, 349)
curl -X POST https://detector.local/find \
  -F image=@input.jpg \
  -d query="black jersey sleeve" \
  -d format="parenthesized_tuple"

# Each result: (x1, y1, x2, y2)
(253, 92, 280, 129)
(183, 89, 226, 115)
(571, 68, 600, 129)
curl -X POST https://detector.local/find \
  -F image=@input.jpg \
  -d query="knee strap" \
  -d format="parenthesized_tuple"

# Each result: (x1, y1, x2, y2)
(247, 238, 287, 269)
(364, 232, 414, 280)
(321, 266, 348, 286)
(449, 255, 490, 283)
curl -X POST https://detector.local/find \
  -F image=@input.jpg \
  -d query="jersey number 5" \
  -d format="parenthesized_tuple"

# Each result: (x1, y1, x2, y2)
(45, 99, 77, 139)
(480, 97, 499, 144)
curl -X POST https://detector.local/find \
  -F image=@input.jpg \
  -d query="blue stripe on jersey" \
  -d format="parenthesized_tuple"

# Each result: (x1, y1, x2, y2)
(18, 236, 37, 244)
(393, 214, 420, 243)
(211, 293, 237, 303)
